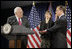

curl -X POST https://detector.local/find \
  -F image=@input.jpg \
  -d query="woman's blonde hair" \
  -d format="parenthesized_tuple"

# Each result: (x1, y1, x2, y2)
(45, 10, 52, 17)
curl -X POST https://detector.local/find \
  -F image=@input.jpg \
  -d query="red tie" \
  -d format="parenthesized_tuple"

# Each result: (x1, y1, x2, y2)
(18, 18, 22, 25)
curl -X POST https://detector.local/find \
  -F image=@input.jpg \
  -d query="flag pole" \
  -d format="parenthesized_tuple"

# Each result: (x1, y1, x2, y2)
(65, 1, 68, 16)
(49, 1, 52, 13)
(33, 1, 35, 6)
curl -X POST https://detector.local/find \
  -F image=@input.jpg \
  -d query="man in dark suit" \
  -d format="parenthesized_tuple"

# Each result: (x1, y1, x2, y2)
(48, 5, 67, 48)
(7, 7, 30, 48)
(40, 5, 67, 48)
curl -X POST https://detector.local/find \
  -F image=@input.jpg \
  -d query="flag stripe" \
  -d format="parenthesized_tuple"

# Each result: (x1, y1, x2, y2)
(28, 28, 41, 48)
(27, 44, 30, 48)
(28, 36, 36, 48)
(34, 27, 40, 35)
(34, 28, 41, 37)
(66, 36, 71, 46)
(67, 30, 71, 37)
(37, 26, 40, 30)
(33, 29, 41, 42)
(69, 28, 71, 32)
(33, 34, 41, 46)
(67, 31, 71, 41)
(67, 42, 71, 48)
(29, 35, 39, 48)
(31, 34, 40, 48)
(30, 35, 38, 48)
(27, 39, 32, 48)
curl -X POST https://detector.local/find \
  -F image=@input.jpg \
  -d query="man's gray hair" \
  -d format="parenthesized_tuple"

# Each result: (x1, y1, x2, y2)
(14, 7, 21, 14)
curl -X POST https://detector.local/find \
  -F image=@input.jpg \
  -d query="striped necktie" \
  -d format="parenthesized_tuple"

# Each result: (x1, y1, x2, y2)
(18, 18, 22, 25)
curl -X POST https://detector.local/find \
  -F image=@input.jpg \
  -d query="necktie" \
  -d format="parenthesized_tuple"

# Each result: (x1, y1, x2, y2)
(18, 18, 22, 25)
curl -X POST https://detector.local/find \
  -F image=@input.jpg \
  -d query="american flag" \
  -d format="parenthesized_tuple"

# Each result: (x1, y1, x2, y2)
(66, 4, 71, 48)
(48, 2, 55, 22)
(27, 5, 41, 48)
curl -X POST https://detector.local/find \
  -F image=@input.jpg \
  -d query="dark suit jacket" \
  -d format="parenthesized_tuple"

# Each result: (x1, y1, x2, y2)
(39, 19, 54, 39)
(7, 16, 30, 28)
(47, 15, 67, 48)
(7, 16, 30, 48)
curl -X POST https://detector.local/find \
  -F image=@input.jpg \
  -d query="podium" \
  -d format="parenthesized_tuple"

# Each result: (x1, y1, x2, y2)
(1, 24, 34, 48)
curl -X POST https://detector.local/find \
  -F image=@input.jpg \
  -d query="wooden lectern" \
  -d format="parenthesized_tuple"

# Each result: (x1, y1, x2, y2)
(1, 24, 34, 48)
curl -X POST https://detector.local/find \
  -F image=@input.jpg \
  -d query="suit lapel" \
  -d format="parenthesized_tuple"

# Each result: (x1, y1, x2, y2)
(60, 15, 64, 19)
(55, 15, 65, 24)
(21, 18, 25, 26)
(13, 16, 19, 25)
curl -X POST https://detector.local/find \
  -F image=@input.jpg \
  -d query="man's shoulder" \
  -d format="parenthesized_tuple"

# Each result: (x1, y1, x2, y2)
(22, 16, 27, 19)
(8, 16, 16, 20)
(61, 15, 66, 18)
(61, 15, 66, 20)
(22, 16, 28, 21)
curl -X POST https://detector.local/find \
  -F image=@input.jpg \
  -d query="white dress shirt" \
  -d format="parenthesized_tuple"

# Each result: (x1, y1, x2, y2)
(15, 16, 22, 23)
(59, 13, 64, 19)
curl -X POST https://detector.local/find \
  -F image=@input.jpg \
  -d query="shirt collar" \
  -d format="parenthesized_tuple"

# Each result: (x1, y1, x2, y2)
(15, 15, 22, 23)
(59, 13, 64, 19)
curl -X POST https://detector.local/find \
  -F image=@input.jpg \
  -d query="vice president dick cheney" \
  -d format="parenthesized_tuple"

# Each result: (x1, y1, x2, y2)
(7, 7, 30, 48)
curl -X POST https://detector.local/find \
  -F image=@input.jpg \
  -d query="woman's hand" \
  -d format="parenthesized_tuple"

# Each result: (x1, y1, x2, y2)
(45, 18, 49, 23)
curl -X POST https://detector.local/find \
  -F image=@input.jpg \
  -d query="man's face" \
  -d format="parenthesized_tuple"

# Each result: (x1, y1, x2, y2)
(55, 7, 61, 17)
(16, 8, 23, 18)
